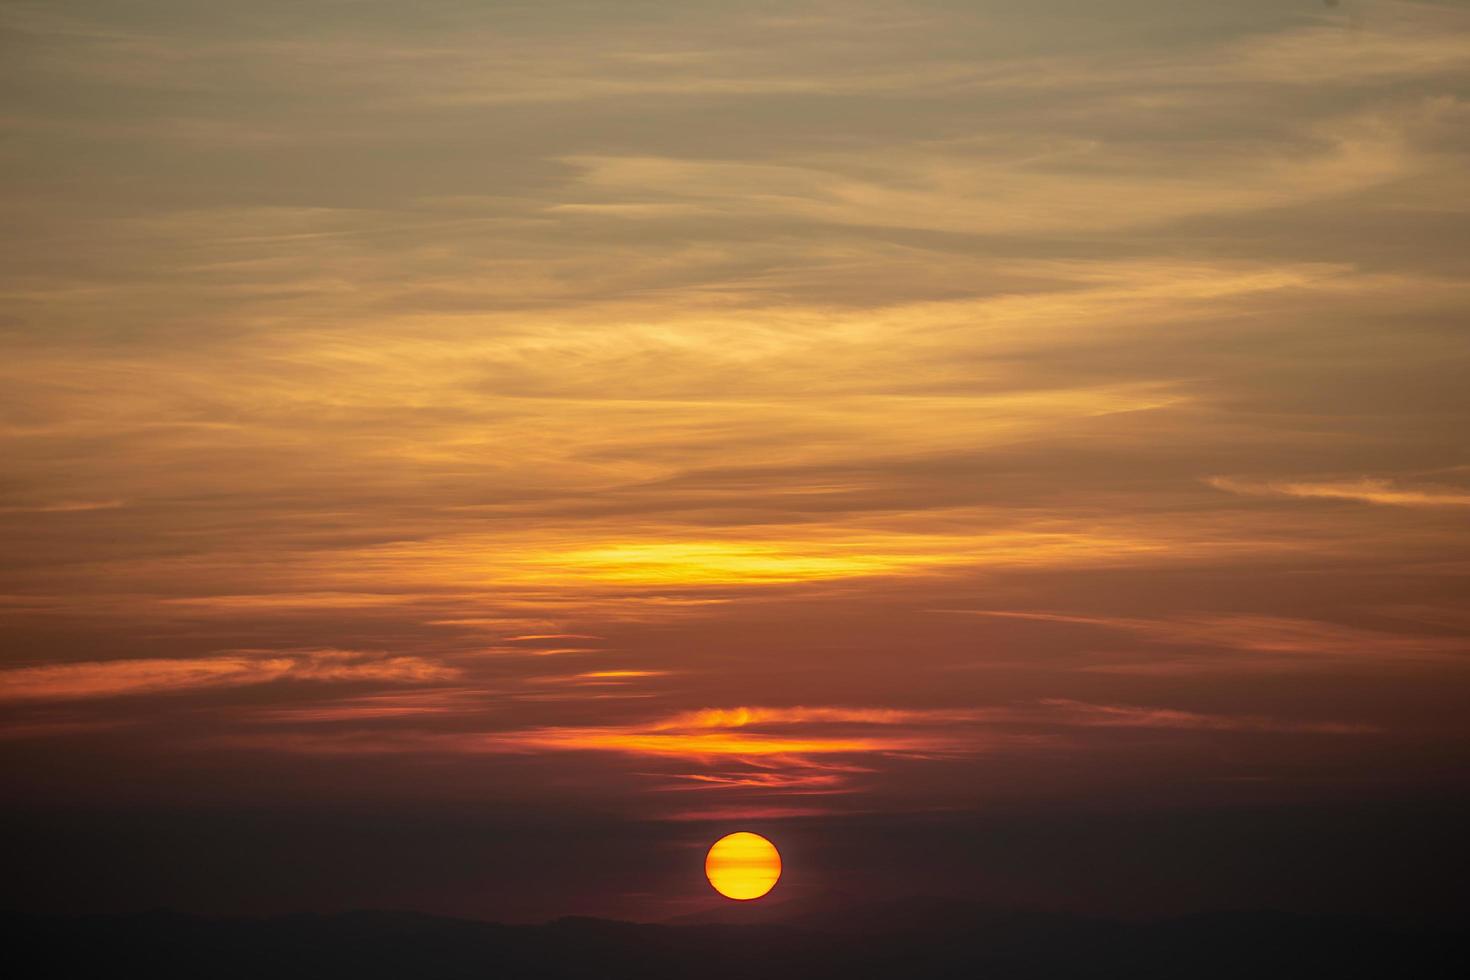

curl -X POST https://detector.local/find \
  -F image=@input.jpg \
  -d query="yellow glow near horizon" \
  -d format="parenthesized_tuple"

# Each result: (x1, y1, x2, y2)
(705, 832, 781, 901)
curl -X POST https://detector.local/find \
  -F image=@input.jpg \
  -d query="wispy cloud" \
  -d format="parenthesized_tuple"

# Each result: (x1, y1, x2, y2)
(649, 706, 991, 730)
(1038, 699, 1375, 735)
(1209, 476, 1470, 508)
(245, 689, 483, 723)
(218, 703, 999, 773)
(951, 610, 1467, 662)
(0, 499, 124, 514)
(210, 697, 1372, 810)
(0, 650, 457, 701)
(654, 771, 852, 792)
(659, 805, 834, 822)
(565, 107, 1411, 237)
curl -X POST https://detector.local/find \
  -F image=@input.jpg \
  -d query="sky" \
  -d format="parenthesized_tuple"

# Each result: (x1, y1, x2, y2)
(2, 0, 1469, 923)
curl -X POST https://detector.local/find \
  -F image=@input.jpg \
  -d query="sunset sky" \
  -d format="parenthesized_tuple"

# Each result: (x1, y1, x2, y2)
(3, 0, 1469, 923)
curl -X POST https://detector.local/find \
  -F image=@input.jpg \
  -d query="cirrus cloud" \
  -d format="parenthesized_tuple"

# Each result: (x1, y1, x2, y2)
(0, 649, 458, 702)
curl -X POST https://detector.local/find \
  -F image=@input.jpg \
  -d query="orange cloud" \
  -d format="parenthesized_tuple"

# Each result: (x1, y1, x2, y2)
(161, 593, 427, 611)
(482, 704, 996, 778)
(215, 704, 992, 768)
(1208, 476, 1470, 508)
(0, 650, 457, 701)
(527, 670, 670, 686)
(497, 729, 912, 758)
(246, 690, 483, 723)
(651, 706, 993, 730)
(0, 499, 124, 513)
(656, 771, 852, 792)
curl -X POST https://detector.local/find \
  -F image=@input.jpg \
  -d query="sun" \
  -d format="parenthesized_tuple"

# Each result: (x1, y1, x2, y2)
(705, 831, 781, 900)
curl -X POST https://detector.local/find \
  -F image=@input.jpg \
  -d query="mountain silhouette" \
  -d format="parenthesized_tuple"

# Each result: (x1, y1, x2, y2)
(5, 903, 1463, 979)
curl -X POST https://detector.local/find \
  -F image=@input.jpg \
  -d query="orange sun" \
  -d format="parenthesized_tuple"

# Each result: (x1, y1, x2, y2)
(705, 831, 781, 900)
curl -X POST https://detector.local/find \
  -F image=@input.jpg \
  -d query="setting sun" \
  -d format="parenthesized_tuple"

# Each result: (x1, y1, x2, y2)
(705, 832, 782, 901)
(2, 0, 1467, 972)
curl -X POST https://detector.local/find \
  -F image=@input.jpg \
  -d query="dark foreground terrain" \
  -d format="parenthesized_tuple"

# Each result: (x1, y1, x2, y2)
(6, 900, 1464, 979)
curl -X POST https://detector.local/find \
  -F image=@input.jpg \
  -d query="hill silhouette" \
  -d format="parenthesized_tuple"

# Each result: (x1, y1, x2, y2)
(5, 901, 1464, 979)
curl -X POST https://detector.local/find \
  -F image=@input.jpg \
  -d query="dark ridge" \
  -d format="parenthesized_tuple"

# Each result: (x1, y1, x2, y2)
(4, 904, 1464, 980)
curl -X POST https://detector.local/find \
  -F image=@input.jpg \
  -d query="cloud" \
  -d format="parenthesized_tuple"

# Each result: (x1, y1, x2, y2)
(0, 650, 457, 701)
(1208, 476, 1470, 508)
(246, 690, 483, 723)
(219, 703, 998, 770)
(467, 705, 1003, 802)
(0, 500, 124, 514)
(651, 706, 991, 730)
(0, 719, 131, 740)
(654, 771, 851, 792)
(210, 697, 1372, 808)
(528, 670, 670, 687)
(507, 540, 938, 585)
(951, 610, 1467, 662)
(493, 728, 926, 759)
(564, 108, 1411, 237)
(481, 705, 1003, 764)
(660, 805, 833, 822)
(158, 593, 425, 611)
(1037, 699, 1375, 735)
